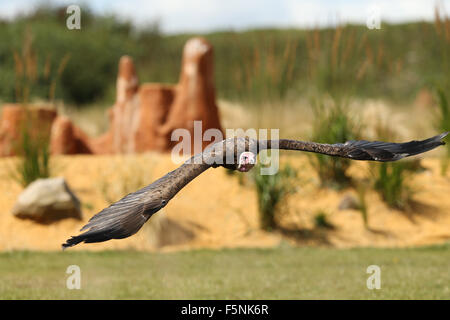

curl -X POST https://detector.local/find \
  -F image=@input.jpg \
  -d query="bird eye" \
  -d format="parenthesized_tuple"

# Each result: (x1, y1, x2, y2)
(161, 200, 166, 205)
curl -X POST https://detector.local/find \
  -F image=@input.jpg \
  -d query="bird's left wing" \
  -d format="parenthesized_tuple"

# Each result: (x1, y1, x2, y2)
(262, 132, 448, 162)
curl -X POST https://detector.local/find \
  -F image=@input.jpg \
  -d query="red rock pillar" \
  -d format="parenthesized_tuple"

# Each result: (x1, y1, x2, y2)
(159, 37, 223, 153)
(135, 84, 175, 152)
(112, 55, 140, 154)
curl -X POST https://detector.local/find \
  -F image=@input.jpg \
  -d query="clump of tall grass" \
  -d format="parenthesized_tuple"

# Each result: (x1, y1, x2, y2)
(372, 162, 414, 209)
(370, 119, 418, 210)
(356, 183, 369, 228)
(13, 28, 70, 105)
(433, 88, 450, 174)
(431, 6, 450, 174)
(232, 33, 301, 105)
(251, 162, 297, 231)
(9, 118, 51, 187)
(309, 99, 361, 188)
(305, 25, 380, 102)
(9, 29, 69, 187)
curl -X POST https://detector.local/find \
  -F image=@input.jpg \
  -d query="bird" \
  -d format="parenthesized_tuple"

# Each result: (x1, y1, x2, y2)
(62, 131, 448, 249)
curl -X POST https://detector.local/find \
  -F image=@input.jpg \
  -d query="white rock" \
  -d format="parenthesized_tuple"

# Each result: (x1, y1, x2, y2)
(12, 177, 82, 223)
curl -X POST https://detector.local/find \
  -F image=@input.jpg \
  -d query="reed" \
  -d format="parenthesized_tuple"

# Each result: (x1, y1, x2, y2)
(9, 29, 69, 187)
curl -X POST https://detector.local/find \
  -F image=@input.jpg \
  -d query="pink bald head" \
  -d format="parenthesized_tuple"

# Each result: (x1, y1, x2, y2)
(237, 152, 256, 172)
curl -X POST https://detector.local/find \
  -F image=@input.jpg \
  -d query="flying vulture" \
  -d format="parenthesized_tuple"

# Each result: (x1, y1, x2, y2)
(62, 131, 448, 249)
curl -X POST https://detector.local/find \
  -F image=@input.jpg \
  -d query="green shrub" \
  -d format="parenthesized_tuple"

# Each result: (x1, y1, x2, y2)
(309, 99, 361, 188)
(372, 162, 415, 210)
(356, 184, 369, 227)
(251, 162, 297, 231)
(370, 118, 423, 210)
(313, 211, 334, 229)
(433, 88, 450, 174)
(10, 118, 51, 187)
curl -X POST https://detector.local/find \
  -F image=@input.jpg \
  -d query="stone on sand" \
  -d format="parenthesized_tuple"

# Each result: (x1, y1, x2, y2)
(12, 177, 82, 223)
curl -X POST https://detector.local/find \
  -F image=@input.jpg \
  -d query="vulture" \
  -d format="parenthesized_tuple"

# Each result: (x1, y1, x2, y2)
(62, 131, 448, 249)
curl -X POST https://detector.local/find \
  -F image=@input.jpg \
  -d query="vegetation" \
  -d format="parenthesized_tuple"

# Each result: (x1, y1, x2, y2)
(433, 89, 450, 174)
(372, 162, 413, 209)
(369, 120, 422, 210)
(309, 100, 361, 188)
(9, 123, 51, 187)
(7, 29, 68, 187)
(1, 245, 449, 299)
(0, 5, 449, 108)
(251, 162, 297, 231)
(313, 211, 335, 229)
(356, 184, 369, 227)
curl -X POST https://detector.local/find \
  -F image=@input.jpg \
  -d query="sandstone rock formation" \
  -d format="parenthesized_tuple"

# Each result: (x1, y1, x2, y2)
(12, 177, 82, 223)
(159, 37, 223, 151)
(50, 115, 92, 155)
(92, 36, 223, 155)
(0, 36, 223, 156)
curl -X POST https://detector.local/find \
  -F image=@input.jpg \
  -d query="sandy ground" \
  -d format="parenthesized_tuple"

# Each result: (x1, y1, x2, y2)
(0, 150, 449, 252)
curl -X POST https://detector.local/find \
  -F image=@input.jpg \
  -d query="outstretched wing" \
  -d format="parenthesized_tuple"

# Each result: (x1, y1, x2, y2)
(62, 158, 211, 249)
(266, 132, 448, 161)
(62, 184, 161, 249)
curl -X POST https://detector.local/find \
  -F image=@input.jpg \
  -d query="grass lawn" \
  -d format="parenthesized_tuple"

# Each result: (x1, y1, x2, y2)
(0, 244, 449, 299)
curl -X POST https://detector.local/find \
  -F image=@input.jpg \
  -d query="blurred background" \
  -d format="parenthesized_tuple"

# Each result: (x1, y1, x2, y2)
(0, 0, 449, 299)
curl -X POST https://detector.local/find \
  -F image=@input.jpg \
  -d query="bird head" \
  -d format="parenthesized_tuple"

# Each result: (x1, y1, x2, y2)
(237, 151, 256, 172)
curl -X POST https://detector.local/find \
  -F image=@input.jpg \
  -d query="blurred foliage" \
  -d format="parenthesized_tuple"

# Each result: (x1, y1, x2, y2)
(433, 89, 450, 174)
(309, 99, 361, 188)
(9, 113, 52, 187)
(0, 5, 163, 106)
(251, 162, 297, 231)
(373, 162, 412, 209)
(369, 118, 423, 210)
(0, 4, 449, 107)
(313, 210, 334, 229)
(356, 184, 369, 228)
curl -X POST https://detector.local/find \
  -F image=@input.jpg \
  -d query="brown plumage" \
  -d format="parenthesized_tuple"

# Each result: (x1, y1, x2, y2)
(62, 132, 448, 249)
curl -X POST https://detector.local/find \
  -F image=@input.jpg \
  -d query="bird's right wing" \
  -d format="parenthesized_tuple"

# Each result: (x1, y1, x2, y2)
(62, 152, 213, 249)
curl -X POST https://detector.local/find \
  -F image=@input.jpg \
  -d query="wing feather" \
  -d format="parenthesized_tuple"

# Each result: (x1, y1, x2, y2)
(270, 132, 448, 162)
(62, 158, 211, 249)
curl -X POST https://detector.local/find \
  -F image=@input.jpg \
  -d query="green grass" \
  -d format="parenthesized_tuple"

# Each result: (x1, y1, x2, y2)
(1, 245, 449, 299)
